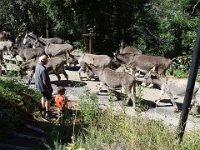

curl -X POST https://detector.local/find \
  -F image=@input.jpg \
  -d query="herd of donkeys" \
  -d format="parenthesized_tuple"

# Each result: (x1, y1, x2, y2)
(0, 31, 199, 115)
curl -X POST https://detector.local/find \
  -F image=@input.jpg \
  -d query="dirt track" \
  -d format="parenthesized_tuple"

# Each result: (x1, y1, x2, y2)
(4, 55, 200, 131)
(47, 67, 200, 132)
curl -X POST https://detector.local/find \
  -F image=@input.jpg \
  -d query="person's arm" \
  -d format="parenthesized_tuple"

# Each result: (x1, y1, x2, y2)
(60, 96, 67, 110)
(40, 71, 48, 90)
(41, 70, 53, 92)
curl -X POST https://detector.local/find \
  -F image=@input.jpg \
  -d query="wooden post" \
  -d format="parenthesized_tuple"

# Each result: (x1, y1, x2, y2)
(89, 32, 95, 54)
(82, 32, 95, 53)
(177, 19, 200, 143)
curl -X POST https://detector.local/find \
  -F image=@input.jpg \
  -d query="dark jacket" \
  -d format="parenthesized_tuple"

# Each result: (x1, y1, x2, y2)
(35, 63, 53, 92)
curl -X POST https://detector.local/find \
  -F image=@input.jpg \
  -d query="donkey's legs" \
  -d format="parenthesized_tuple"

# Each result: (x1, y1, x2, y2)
(122, 86, 135, 107)
(0, 52, 7, 75)
(96, 82, 105, 94)
(78, 67, 91, 81)
(28, 70, 35, 84)
(78, 67, 84, 81)
(128, 93, 135, 108)
(121, 86, 128, 105)
(62, 70, 68, 81)
(190, 96, 199, 114)
(167, 91, 179, 112)
(55, 73, 61, 85)
(155, 89, 165, 106)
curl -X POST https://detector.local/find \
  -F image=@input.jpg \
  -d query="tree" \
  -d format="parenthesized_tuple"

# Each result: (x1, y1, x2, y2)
(150, 0, 200, 58)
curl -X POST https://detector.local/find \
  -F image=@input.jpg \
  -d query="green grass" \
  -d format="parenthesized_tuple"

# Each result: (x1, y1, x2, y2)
(47, 90, 200, 150)
(73, 111, 200, 150)
(167, 69, 200, 82)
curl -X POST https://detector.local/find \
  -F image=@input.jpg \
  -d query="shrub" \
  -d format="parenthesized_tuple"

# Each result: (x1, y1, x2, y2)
(0, 77, 41, 137)
(78, 89, 101, 124)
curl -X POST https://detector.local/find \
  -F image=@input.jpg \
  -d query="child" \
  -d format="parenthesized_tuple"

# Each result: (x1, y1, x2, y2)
(54, 86, 70, 123)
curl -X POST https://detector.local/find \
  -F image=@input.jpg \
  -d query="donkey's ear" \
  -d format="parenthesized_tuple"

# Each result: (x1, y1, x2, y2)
(91, 58, 95, 64)
(84, 63, 89, 69)
(150, 66, 156, 73)
(113, 50, 119, 56)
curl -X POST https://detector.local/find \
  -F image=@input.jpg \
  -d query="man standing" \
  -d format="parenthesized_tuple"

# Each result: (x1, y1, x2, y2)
(35, 55, 53, 119)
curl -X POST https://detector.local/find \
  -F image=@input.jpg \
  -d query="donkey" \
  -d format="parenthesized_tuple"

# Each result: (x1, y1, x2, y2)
(85, 63, 136, 107)
(44, 42, 74, 57)
(120, 47, 142, 55)
(32, 37, 74, 65)
(19, 55, 68, 84)
(11, 47, 45, 62)
(114, 51, 172, 77)
(23, 32, 64, 46)
(0, 31, 11, 41)
(39, 35, 64, 44)
(0, 40, 13, 54)
(142, 69, 200, 113)
(0, 40, 14, 75)
(78, 53, 112, 80)
(15, 32, 32, 48)
(0, 51, 6, 76)
(66, 51, 80, 67)
(22, 32, 38, 48)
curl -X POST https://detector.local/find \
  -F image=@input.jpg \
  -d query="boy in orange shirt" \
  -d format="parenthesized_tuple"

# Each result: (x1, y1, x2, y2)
(54, 86, 70, 123)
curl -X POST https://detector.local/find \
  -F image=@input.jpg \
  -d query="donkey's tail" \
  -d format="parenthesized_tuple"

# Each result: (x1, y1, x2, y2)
(130, 79, 136, 107)
(131, 80, 136, 95)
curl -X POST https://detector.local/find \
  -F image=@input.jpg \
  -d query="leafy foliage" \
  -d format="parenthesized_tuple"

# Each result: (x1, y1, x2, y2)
(0, 77, 41, 137)
(0, 77, 41, 105)
(0, 0, 199, 68)
(78, 89, 101, 124)
(150, 0, 199, 59)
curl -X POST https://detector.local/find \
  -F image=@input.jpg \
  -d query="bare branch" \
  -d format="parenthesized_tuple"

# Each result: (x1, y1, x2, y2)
(192, 0, 200, 15)
(145, 28, 162, 43)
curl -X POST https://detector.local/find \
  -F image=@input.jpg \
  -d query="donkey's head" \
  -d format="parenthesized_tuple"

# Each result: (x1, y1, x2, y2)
(23, 32, 36, 47)
(33, 38, 40, 48)
(141, 66, 156, 87)
(85, 63, 96, 78)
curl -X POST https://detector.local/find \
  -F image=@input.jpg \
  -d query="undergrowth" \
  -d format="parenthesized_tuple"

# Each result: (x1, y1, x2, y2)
(167, 69, 200, 82)
(46, 89, 200, 150)
(0, 77, 41, 137)
(3, 77, 200, 150)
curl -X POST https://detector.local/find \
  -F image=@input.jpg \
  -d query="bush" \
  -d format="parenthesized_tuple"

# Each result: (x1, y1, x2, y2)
(0, 77, 41, 103)
(78, 89, 101, 124)
(0, 77, 41, 137)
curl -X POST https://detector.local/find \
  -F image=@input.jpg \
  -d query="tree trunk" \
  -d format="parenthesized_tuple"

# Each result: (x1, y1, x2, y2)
(82, 11, 89, 52)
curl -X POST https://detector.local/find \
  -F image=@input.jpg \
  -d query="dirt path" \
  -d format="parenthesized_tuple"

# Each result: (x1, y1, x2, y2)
(48, 68, 200, 132)
(4, 54, 200, 132)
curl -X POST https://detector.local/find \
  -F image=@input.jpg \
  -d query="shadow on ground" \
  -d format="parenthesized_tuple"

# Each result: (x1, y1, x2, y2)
(65, 66, 80, 71)
(51, 80, 87, 87)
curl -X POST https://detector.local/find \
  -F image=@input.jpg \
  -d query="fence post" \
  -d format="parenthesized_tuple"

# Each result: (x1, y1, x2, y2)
(82, 32, 95, 53)
(177, 18, 200, 143)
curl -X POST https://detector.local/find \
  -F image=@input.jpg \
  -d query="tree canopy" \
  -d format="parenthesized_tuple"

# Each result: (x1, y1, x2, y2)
(0, 0, 200, 57)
